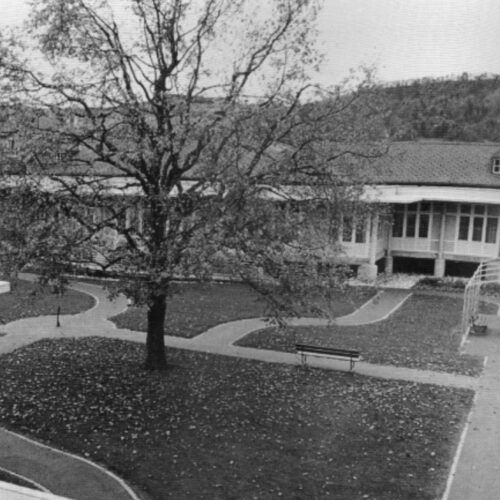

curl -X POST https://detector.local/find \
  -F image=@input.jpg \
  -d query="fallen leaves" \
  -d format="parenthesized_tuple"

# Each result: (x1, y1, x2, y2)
(238, 293, 484, 376)
(0, 337, 473, 499)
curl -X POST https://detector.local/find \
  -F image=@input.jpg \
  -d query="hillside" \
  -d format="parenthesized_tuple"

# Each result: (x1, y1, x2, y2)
(381, 74, 500, 142)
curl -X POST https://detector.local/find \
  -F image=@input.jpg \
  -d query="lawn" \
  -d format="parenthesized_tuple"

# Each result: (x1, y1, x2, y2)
(110, 281, 375, 338)
(0, 280, 95, 325)
(0, 337, 473, 500)
(237, 293, 487, 376)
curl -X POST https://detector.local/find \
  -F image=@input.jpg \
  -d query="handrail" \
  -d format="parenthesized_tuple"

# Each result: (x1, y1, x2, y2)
(461, 258, 500, 338)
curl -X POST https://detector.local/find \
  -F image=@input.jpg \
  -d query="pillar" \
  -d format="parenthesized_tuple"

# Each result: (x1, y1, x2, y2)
(369, 213, 379, 266)
(434, 257, 445, 277)
(434, 203, 447, 277)
(357, 213, 379, 282)
(385, 254, 394, 275)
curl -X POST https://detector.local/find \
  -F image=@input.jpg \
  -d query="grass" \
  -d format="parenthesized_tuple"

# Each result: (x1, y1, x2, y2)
(0, 280, 95, 325)
(0, 337, 472, 500)
(237, 293, 488, 376)
(110, 282, 375, 338)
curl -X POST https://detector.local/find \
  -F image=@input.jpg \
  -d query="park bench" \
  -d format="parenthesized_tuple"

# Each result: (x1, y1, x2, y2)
(295, 343, 361, 372)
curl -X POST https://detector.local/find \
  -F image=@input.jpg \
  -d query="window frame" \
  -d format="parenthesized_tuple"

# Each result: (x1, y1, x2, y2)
(392, 202, 432, 240)
(455, 204, 498, 245)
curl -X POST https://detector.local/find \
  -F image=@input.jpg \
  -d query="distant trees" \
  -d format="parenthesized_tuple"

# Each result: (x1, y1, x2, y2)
(380, 75, 500, 141)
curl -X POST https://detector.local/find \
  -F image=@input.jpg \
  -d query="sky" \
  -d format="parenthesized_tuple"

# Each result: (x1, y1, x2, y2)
(0, 0, 499, 86)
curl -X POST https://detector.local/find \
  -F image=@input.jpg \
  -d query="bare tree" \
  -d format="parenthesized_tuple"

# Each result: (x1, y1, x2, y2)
(0, 0, 386, 369)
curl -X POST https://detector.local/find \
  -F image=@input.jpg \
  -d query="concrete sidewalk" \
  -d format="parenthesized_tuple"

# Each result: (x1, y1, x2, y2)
(0, 278, 483, 498)
(0, 429, 141, 500)
(445, 327, 500, 499)
(0, 280, 143, 500)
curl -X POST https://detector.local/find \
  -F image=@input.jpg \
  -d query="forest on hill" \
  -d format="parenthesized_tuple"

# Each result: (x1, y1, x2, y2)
(380, 74, 500, 142)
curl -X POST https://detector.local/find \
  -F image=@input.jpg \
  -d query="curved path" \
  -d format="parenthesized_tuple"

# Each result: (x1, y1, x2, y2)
(0, 277, 483, 499)
(0, 428, 142, 500)
(0, 282, 474, 390)
(0, 281, 145, 500)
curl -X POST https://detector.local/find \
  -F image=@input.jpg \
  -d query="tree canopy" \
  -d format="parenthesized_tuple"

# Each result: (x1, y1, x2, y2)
(0, 0, 387, 369)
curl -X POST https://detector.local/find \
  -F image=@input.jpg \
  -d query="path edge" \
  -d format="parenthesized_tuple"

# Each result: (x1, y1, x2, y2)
(441, 391, 478, 500)
(0, 465, 51, 493)
(0, 427, 142, 500)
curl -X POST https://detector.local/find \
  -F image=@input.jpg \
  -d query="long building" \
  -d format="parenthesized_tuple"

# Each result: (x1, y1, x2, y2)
(347, 141, 500, 280)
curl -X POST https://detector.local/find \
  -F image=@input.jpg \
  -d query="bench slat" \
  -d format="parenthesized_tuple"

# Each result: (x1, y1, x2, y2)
(295, 344, 360, 357)
(295, 343, 361, 371)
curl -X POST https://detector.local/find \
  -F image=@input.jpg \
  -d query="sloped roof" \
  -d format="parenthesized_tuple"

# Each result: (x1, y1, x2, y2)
(4, 139, 500, 189)
(369, 140, 500, 187)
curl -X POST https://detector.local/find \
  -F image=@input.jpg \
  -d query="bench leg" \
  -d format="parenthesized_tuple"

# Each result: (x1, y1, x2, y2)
(350, 358, 354, 372)
(301, 352, 307, 366)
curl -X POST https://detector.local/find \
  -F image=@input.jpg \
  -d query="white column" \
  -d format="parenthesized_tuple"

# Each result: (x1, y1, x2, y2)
(357, 213, 379, 282)
(435, 204, 446, 277)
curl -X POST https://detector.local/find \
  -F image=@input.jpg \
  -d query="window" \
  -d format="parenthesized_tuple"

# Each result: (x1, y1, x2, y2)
(472, 217, 483, 241)
(458, 216, 469, 240)
(392, 202, 430, 239)
(446, 203, 458, 213)
(486, 218, 498, 243)
(419, 213, 430, 238)
(342, 216, 353, 242)
(492, 158, 500, 174)
(392, 210, 404, 237)
(342, 215, 365, 243)
(457, 204, 498, 244)
(406, 213, 416, 237)
(355, 224, 366, 243)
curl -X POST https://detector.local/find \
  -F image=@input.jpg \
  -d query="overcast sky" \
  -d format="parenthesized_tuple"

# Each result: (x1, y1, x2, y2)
(1, 0, 499, 85)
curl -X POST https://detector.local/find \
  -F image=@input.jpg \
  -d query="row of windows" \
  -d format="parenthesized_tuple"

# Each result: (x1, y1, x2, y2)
(341, 216, 366, 243)
(392, 202, 499, 244)
(393, 204, 430, 239)
(458, 215, 498, 243)
(402, 201, 500, 216)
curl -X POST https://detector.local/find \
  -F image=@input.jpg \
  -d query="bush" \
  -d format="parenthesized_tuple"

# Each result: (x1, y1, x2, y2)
(416, 276, 467, 290)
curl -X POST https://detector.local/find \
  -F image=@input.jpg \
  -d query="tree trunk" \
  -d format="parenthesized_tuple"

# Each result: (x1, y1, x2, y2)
(145, 293, 168, 370)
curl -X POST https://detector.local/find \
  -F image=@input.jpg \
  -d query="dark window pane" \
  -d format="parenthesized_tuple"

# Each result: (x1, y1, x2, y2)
(355, 223, 366, 243)
(420, 202, 431, 212)
(446, 203, 458, 213)
(342, 216, 353, 242)
(419, 214, 430, 238)
(407, 203, 418, 213)
(474, 205, 485, 215)
(472, 217, 483, 241)
(458, 216, 469, 240)
(406, 213, 416, 237)
(460, 204, 471, 214)
(392, 211, 404, 237)
(486, 218, 498, 244)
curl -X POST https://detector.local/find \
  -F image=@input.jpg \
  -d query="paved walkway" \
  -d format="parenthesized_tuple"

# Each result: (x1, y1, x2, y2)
(0, 277, 496, 498)
(0, 280, 145, 500)
(445, 323, 500, 500)
(0, 428, 141, 500)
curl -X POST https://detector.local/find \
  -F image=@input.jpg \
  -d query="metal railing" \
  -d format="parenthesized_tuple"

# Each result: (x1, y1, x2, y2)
(462, 258, 500, 338)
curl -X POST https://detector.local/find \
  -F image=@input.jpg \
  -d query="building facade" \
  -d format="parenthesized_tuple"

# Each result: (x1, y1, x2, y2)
(341, 141, 500, 280)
